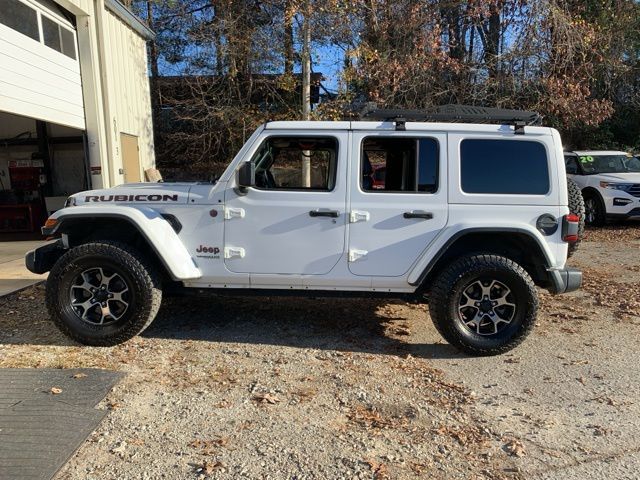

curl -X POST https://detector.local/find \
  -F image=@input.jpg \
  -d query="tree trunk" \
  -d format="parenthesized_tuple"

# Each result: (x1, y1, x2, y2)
(284, 0, 294, 75)
(301, 1, 311, 187)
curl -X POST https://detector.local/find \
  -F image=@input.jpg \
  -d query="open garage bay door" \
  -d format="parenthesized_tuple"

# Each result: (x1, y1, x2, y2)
(0, 0, 85, 130)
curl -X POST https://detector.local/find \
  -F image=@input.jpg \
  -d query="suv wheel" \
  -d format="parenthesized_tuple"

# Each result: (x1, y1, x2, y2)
(46, 242, 162, 346)
(584, 192, 606, 227)
(567, 178, 585, 257)
(428, 255, 538, 356)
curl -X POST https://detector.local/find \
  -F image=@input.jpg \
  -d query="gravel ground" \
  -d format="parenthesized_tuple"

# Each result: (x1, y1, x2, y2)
(1, 223, 639, 480)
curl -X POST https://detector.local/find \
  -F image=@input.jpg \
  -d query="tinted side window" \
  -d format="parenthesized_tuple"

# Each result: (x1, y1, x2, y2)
(0, 0, 39, 41)
(460, 140, 549, 195)
(251, 137, 337, 191)
(361, 137, 438, 193)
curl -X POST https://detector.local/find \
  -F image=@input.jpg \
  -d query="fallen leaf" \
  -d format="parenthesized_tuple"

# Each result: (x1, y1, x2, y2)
(503, 439, 526, 457)
(252, 393, 280, 405)
(366, 459, 390, 479)
(50, 387, 62, 395)
(197, 460, 224, 475)
(72, 373, 88, 379)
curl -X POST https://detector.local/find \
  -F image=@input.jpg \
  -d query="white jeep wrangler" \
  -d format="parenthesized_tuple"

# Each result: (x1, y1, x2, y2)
(26, 106, 582, 355)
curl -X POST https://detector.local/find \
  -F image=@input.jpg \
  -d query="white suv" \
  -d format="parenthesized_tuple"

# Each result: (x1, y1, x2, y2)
(565, 150, 640, 226)
(26, 106, 581, 355)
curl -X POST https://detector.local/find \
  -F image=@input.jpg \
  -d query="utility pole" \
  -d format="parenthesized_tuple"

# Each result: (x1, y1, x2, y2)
(301, 1, 311, 187)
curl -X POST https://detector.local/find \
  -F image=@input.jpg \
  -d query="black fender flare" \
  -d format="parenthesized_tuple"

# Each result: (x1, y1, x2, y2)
(410, 227, 554, 287)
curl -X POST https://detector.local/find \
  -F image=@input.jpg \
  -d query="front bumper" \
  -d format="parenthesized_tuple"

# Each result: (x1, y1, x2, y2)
(607, 207, 640, 219)
(548, 267, 582, 294)
(25, 239, 65, 274)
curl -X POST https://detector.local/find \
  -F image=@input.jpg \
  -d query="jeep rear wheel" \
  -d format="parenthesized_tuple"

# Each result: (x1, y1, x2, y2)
(46, 242, 162, 346)
(428, 255, 538, 356)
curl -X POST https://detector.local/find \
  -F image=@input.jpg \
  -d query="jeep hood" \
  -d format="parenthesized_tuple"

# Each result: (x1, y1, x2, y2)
(70, 182, 196, 205)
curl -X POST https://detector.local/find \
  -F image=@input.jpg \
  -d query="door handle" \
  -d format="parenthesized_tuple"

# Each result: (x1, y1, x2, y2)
(309, 209, 339, 218)
(403, 211, 433, 220)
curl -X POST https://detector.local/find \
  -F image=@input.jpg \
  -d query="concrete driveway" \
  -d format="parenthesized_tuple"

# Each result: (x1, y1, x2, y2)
(0, 240, 47, 296)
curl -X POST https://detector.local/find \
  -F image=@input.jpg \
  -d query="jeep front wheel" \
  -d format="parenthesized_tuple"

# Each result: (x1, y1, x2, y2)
(46, 242, 162, 346)
(428, 255, 538, 356)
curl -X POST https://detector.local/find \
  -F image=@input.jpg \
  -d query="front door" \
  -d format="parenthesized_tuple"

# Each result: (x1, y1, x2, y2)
(224, 132, 348, 276)
(348, 132, 448, 277)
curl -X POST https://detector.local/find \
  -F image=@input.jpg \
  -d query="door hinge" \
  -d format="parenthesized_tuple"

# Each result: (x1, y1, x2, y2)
(349, 210, 370, 223)
(348, 249, 368, 262)
(224, 247, 246, 259)
(224, 207, 245, 220)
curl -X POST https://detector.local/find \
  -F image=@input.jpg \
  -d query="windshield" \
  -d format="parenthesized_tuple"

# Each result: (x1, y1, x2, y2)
(578, 155, 640, 174)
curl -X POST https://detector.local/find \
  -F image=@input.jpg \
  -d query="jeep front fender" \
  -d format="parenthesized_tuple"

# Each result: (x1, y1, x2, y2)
(43, 205, 202, 281)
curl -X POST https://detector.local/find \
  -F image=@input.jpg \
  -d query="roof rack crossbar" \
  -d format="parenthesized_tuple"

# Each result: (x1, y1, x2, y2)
(360, 105, 543, 131)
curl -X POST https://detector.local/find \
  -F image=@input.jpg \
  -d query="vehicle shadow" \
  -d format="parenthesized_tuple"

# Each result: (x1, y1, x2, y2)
(140, 294, 464, 360)
(1, 286, 464, 359)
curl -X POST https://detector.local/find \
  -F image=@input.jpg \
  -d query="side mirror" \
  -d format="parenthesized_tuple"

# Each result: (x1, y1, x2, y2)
(237, 161, 254, 189)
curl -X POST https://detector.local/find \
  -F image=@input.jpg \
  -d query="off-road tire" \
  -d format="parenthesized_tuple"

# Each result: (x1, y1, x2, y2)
(583, 191, 606, 227)
(46, 241, 162, 346)
(567, 178, 585, 257)
(428, 254, 538, 356)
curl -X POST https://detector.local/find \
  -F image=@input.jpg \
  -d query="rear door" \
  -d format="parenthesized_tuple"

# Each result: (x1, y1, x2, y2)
(347, 132, 448, 277)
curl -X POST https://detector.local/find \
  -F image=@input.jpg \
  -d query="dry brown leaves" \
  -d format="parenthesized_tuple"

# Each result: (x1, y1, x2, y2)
(347, 404, 416, 433)
(436, 424, 488, 448)
(189, 437, 229, 455)
(252, 392, 280, 405)
(366, 459, 390, 480)
(583, 226, 640, 243)
(582, 268, 640, 319)
(50, 387, 62, 394)
(194, 460, 225, 475)
(503, 439, 526, 457)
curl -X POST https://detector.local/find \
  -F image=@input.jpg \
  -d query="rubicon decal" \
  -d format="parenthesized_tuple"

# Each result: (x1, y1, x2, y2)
(84, 194, 179, 202)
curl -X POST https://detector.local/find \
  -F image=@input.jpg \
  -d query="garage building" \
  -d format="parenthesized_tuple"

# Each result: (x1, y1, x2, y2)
(0, 0, 155, 237)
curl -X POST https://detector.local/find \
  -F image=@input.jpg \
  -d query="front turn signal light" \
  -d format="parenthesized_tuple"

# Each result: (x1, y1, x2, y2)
(44, 218, 58, 229)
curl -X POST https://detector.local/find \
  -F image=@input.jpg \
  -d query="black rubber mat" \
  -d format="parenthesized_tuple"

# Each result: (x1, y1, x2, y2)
(0, 368, 124, 480)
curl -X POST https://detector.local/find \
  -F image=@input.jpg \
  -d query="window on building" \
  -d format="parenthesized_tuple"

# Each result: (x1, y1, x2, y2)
(361, 137, 439, 193)
(60, 26, 76, 59)
(251, 137, 338, 191)
(460, 139, 549, 195)
(42, 15, 62, 53)
(0, 0, 39, 41)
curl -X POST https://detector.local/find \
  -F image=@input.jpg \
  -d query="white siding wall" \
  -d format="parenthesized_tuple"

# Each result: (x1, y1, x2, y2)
(102, 8, 155, 183)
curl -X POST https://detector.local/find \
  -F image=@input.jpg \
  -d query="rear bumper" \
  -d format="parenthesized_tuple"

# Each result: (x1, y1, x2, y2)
(25, 239, 65, 274)
(548, 267, 582, 294)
